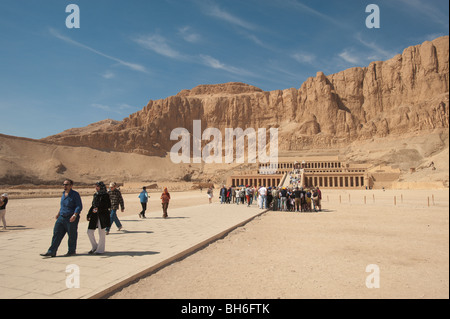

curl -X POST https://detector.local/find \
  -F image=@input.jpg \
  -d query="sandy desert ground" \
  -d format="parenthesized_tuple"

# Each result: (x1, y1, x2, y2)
(1, 187, 447, 299)
(106, 189, 449, 299)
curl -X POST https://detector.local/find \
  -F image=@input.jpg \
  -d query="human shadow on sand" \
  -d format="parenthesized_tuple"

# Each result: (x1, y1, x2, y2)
(100, 250, 160, 258)
(144, 216, 189, 220)
(107, 230, 154, 235)
(299, 209, 336, 214)
(1, 225, 34, 231)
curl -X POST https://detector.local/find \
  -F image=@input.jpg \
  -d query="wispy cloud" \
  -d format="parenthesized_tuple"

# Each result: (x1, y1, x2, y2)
(396, 0, 449, 28)
(92, 103, 117, 113)
(134, 30, 254, 78)
(282, 0, 349, 29)
(134, 33, 185, 60)
(178, 26, 202, 43)
(101, 71, 115, 79)
(199, 54, 254, 77)
(92, 103, 136, 114)
(338, 33, 400, 66)
(49, 28, 148, 73)
(338, 50, 362, 65)
(201, 2, 258, 31)
(355, 34, 397, 61)
(292, 52, 316, 64)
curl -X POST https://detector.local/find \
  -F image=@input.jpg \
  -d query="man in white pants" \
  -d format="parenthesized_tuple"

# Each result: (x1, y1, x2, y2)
(258, 186, 267, 209)
(86, 182, 111, 255)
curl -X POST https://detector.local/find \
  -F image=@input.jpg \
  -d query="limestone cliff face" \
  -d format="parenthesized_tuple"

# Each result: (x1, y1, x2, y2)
(42, 36, 449, 156)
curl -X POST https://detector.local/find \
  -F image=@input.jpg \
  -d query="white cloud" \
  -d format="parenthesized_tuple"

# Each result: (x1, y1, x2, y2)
(201, 2, 258, 31)
(92, 103, 115, 112)
(178, 26, 201, 43)
(102, 71, 115, 79)
(118, 103, 135, 111)
(199, 54, 254, 77)
(355, 34, 397, 61)
(338, 50, 362, 65)
(292, 52, 316, 64)
(49, 28, 148, 73)
(396, 0, 449, 28)
(282, 0, 349, 29)
(424, 33, 446, 42)
(92, 103, 135, 114)
(134, 34, 185, 60)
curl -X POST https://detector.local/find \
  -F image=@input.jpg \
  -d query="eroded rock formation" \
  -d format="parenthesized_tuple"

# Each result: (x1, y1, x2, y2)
(42, 36, 449, 156)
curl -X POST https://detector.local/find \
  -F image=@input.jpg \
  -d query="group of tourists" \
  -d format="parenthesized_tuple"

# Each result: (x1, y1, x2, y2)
(213, 185, 322, 212)
(271, 186, 322, 212)
(39, 180, 171, 258)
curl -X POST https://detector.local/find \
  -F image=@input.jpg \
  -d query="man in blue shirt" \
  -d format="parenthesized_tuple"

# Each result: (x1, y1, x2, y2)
(138, 187, 149, 218)
(41, 179, 83, 257)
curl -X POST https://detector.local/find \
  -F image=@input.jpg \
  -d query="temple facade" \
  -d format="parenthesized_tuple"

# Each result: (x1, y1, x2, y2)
(226, 156, 372, 189)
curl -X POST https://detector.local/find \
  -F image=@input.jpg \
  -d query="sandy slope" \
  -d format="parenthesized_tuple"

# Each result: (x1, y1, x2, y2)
(1, 129, 448, 187)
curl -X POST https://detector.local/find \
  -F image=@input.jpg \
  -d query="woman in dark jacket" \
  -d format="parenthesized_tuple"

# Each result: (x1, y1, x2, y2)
(87, 182, 111, 255)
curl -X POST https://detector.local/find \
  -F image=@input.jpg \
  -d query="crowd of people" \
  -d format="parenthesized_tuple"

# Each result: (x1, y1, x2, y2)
(38, 179, 171, 258)
(3, 179, 322, 258)
(213, 185, 322, 212)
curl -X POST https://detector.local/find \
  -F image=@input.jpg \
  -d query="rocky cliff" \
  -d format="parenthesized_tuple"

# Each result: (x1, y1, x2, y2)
(42, 36, 449, 156)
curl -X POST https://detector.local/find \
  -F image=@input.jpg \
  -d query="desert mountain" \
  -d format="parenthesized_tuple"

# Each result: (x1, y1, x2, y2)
(41, 36, 449, 157)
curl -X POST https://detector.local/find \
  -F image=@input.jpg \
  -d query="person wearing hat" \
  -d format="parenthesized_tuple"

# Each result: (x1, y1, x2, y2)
(86, 181, 111, 255)
(40, 179, 83, 257)
(0, 193, 9, 230)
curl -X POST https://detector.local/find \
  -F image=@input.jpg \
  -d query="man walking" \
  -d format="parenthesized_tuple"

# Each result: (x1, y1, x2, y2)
(40, 179, 83, 257)
(106, 182, 125, 235)
(161, 187, 171, 218)
(138, 187, 148, 218)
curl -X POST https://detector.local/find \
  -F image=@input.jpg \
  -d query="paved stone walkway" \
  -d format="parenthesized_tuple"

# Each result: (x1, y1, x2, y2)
(0, 203, 267, 299)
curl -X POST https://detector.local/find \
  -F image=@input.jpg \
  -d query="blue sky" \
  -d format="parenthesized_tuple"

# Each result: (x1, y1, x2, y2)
(0, 0, 448, 139)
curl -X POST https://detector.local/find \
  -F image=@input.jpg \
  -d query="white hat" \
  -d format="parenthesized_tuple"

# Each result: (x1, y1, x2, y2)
(1, 193, 8, 197)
